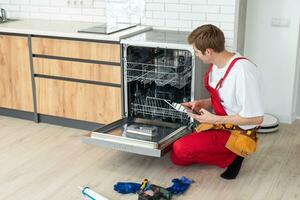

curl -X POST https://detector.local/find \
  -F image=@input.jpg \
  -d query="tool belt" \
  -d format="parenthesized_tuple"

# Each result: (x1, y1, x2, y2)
(195, 123, 258, 157)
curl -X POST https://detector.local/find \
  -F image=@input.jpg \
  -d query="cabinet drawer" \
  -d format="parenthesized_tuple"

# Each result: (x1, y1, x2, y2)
(33, 58, 121, 84)
(31, 37, 120, 63)
(35, 78, 122, 124)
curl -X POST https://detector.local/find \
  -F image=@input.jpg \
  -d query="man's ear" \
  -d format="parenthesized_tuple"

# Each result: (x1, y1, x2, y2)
(205, 48, 213, 55)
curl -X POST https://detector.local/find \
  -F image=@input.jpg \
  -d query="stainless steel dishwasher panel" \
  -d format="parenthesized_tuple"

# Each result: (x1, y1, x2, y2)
(81, 118, 189, 157)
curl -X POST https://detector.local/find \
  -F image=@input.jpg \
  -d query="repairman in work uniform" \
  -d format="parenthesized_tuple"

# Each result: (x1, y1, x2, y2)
(170, 24, 264, 179)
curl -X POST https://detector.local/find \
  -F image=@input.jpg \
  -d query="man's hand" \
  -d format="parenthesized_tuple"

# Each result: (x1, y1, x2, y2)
(181, 99, 211, 114)
(187, 108, 220, 124)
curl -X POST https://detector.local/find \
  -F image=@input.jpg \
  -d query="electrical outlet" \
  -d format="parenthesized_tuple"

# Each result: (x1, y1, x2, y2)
(67, 0, 78, 7)
(66, 0, 93, 8)
(81, 0, 94, 8)
(271, 17, 291, 28)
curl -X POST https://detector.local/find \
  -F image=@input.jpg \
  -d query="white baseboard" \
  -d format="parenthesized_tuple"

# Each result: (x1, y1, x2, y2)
(274, 114, 294, 124)
(292, 112, 297, 122)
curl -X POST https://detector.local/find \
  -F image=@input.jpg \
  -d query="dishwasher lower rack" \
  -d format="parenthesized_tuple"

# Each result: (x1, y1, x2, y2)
(131, 96, 189, 123)
(81, 118, 190, 157)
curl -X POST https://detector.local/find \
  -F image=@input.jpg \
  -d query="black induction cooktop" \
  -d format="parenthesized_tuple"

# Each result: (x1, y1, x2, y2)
(78, 23, 138, 34)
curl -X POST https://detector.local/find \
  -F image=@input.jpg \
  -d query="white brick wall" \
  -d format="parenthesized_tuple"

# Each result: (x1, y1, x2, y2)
(0, 0, 107, 22)
(0, 0, 237, 49)
(145, 0, 236, 49)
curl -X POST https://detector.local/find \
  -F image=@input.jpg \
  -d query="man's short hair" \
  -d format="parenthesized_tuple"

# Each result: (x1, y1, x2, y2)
(188, 24, 225, 54)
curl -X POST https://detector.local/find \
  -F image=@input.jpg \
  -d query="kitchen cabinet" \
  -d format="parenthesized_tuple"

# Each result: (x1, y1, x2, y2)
(31, 37, 122, 125)
(35, 78, 121, 124)
(0, 34, 123, 126)
(0, 34, 33, 112)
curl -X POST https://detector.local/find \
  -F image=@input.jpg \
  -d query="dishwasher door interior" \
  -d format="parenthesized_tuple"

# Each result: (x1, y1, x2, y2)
(81, 117, 189, 157)
(82, 45, 195, 157)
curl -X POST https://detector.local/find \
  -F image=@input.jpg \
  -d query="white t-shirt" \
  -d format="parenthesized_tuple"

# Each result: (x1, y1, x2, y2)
(209, 53, 264, 130)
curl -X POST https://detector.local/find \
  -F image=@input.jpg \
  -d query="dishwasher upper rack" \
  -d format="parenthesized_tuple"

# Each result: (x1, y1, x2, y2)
(125, 62, 192, 89)
(131, 96, 190, 123)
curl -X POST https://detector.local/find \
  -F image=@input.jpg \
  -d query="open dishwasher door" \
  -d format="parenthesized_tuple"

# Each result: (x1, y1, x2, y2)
(81, 30, 209, 157)
(82, 117, 189, 157)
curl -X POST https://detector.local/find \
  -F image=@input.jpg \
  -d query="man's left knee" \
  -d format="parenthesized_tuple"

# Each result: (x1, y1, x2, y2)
(172, 139, 191, 159)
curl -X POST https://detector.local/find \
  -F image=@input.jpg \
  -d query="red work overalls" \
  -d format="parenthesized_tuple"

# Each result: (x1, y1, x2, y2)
(170, 57, 246, 168)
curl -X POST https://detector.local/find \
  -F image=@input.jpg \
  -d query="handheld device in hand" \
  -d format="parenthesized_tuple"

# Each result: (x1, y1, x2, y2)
(164, 100, 199, 114)
(164, 100, 187, 113)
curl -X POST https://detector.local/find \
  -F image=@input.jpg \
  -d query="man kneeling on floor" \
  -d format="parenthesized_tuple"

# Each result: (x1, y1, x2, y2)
(170, 24, 264, 180)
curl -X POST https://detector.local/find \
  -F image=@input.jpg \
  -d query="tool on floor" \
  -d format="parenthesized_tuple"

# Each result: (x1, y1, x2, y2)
(138, 179, 150, 193)
(79, 186, 109, 200)
(114, 176, 193, 199)
(138, 184, 172, 200)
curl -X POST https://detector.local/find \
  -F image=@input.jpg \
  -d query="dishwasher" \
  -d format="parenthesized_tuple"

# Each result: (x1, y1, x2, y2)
(81, 30, 209, 157)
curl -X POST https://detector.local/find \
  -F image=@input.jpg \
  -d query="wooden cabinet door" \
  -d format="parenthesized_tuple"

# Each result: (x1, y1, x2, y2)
(0, 35, 33, 112)
(35, 78, 122, 124)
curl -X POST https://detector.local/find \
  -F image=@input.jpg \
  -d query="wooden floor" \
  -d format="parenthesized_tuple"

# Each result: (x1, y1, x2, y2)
(0, 116, 299, 200)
